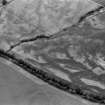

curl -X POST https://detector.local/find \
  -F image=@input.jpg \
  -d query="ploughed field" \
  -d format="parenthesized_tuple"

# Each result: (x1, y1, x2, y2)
(0, 0, 105, 105)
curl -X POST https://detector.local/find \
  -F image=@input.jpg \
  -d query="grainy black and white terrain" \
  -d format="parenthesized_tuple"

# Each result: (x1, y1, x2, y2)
(0, 0, 105, 105)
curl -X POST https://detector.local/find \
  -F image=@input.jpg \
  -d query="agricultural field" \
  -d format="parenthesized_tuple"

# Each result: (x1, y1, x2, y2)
(0, 0, 105, 105)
